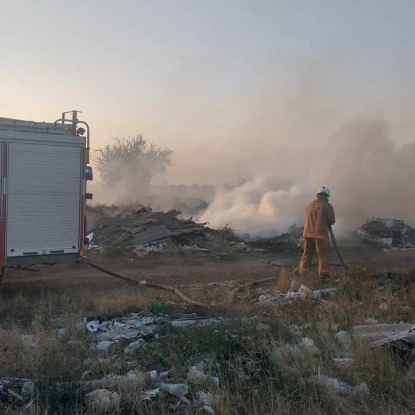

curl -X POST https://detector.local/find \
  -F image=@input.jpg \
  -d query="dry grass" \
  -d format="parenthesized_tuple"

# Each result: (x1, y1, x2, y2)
(275, 267, 292, 292)
(1, 267, 415, 414)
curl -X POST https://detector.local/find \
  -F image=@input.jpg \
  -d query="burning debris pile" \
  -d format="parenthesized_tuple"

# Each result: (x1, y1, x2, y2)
(87, 207, 213, 253)
(357, 218, 415, 248)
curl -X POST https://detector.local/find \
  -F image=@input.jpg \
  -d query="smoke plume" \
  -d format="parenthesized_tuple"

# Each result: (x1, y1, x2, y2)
(200, 119, 415, 236)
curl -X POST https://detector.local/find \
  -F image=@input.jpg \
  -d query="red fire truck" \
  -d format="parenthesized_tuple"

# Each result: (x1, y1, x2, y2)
(0, 110, 93, 284)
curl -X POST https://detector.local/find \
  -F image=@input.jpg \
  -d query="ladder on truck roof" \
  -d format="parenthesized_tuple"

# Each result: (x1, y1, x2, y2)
(0, 117, 76, 136)
(0, 110, 90, 163)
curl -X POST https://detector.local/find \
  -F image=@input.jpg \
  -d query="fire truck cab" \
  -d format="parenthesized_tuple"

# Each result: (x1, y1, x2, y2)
(0, 110, 92, 281)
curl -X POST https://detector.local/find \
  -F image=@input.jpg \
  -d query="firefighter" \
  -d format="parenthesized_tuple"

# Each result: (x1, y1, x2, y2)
(299, 187, 335, 277)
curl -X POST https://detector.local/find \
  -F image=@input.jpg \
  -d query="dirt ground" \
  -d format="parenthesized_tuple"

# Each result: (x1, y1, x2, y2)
(3, 236, 415, 297)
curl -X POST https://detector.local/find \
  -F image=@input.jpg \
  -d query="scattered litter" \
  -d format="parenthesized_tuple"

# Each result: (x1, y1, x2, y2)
(142, 388, 160, 401)
(270, 339, 321, 362)
(258, 293, 284, 304)
(187, 367, 220, 386)
(335, 331, 353, 352)
(285, 285, 338, 300)
(172, 318, 224, 328)
(157, 382, 189, 397)
(197, 406, 215, 414)
(150, 301, 166, 313)
(124, 339, 148, 356)
(314, 374, 369, 396)
(97, 341, 115, 353)
(86, 321, 100, 333)
(84, 389, 121, 412)
(196, 391, 214, 406)
(286, 285, 313, 299)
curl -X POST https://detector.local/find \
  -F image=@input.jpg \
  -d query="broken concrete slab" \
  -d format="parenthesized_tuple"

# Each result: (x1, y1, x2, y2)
(352, 323, 414, 341)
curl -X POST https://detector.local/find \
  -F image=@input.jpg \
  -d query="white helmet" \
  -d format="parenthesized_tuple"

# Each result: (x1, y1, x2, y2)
(317, 186, 330, 197)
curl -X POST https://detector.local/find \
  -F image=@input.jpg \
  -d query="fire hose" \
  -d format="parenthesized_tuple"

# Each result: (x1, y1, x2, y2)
(329, 225, 348, 270)
(88, 261, 276, 308)
(88, 226, 347, 308)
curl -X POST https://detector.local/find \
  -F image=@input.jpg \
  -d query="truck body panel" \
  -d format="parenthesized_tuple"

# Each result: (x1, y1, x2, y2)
(0, 112, 90, 269)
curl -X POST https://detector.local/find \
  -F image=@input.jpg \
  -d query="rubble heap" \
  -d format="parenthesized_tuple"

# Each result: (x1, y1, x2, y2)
(87, 207, 213, 252)
(357, 218, 415, 248)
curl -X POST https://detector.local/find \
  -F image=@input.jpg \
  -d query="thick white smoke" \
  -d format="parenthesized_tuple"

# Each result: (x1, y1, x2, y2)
(199, 177, 309, 237)
(200, 118, 415, 237)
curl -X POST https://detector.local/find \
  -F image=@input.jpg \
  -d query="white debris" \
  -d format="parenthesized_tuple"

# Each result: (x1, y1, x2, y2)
(84, 389, 121, 413)
(171, 318, 223, 328)
(285, 285, 313, 299)
(157, 382, 189, 397)
(86, 321, 100, 333)
(335, 331, 353, 351)
(124, 339, 148, 356)
(314, 375, 369, 396)
(298, 338, 315, 348)
(196, 391, 214, 406)
(142, 388, 160, 401)
(271, 339, 321, 362)
(196, 406, 215, 414)
(286, 285, 338, 300)
(187, 367, 219, 386)
(104, 371, 145, 394)
(97, 341, 115, 353)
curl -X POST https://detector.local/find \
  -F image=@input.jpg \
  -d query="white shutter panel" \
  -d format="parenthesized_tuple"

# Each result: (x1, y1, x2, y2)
(7, 142, 81, 256)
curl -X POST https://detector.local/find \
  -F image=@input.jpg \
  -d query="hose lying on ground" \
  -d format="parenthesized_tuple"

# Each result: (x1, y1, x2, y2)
(88, 262, 210, 308)
(89, 230, 348, 308)
(89, 262, 280, 308)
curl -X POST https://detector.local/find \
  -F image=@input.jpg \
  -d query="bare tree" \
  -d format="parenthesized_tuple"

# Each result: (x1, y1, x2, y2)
(95, 135, 174, 185)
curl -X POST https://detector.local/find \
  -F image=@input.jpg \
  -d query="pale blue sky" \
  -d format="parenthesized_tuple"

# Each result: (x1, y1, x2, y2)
(1, 0, 414, 183)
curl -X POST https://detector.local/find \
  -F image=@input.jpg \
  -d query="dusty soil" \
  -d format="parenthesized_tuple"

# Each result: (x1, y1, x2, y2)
(3, 235, 415, 297)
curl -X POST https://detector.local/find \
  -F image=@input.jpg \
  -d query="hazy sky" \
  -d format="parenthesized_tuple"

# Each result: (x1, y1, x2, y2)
(1, 0, 414, 184)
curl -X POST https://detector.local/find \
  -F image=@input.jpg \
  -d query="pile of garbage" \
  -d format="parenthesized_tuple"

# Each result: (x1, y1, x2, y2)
(357, 218, 415, 248)
(87, 207, 213, 253)
(84, 307, 224, 354)
(10, 302, 415, 413)
(255, 285, 338, 305)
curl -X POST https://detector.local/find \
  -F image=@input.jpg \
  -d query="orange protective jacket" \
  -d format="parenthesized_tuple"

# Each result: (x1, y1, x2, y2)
(303, 196, 335, 241)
